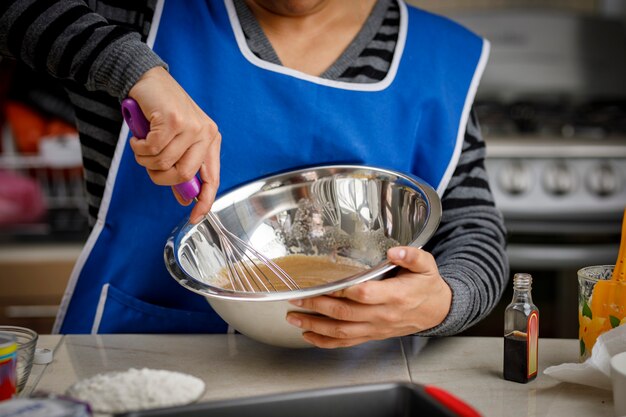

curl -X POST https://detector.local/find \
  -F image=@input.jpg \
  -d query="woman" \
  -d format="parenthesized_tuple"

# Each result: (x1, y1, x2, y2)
(0, 0, 508, 348)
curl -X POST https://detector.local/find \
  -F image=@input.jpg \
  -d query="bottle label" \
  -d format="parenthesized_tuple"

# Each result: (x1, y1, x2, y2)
(0, 338, 17, 400)
(526, 310, 539, 378)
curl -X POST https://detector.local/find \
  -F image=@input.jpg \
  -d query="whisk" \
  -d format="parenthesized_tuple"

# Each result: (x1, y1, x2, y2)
(121, 98, 299, 292)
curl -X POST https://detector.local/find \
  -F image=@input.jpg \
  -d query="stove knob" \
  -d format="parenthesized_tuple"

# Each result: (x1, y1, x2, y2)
(499, 161, 531, 195)
(587, 163, 620, 197)
(543, 162, 575, 196)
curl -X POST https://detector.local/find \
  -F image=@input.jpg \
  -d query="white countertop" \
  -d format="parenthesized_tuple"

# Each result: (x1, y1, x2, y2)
(24, 335, 612, 417)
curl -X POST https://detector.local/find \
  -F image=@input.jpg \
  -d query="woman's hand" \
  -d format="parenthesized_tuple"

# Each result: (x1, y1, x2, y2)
(285, 246, 452, 348)
(128, 67, 221, 223)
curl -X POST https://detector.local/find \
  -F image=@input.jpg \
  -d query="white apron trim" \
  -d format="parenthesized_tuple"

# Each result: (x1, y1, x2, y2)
(436, 39, 491, 196)
(224, 0, 407, 92)
(52, 0, 166, 334)
(91, 284, 110, 334)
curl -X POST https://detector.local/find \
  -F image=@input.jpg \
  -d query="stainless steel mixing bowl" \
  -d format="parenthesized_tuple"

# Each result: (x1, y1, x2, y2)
(165, 165, 441, 347)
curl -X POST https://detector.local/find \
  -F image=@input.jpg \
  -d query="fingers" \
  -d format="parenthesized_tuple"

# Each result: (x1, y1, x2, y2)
(132, 118, 221, 216)
(286, 305, 413, 349)
(132, 121, 219, 182)
(302, 333, 374, 349)
(130, 114, 218, 168)
(327, 280, 395, 305)
(129, 110, 187, 157)
(289, 294, 398, 325)
(170, 136, 220, 222)
(286, 308, 395, 349)
(130, 132, 189, 173)
(325, 247, 436, 304)
(171, 158, 219, 222)
(283, 247, 449, 349)
(126, 67, 221, 210)
(286, 312, 374, 341)
(387, 246, 436, 275)
(190, 154, 220, 223)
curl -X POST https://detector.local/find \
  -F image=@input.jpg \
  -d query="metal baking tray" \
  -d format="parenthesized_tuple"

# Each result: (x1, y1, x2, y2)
(116, 382, 480, 417)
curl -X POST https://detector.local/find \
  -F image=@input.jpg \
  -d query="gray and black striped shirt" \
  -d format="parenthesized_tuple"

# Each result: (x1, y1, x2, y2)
(0, 0, 508, 336)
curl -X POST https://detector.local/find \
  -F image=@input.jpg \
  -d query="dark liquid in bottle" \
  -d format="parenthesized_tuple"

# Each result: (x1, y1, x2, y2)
(503, 331, 535, 383)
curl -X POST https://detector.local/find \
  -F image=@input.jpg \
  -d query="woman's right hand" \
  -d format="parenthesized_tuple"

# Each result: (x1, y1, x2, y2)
(127, 66, 221, 223)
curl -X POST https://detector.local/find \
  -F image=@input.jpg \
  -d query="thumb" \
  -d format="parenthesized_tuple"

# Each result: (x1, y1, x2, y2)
(387, 246, 432, 274)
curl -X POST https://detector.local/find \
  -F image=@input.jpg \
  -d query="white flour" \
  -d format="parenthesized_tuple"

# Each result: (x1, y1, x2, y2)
(65, 368, 205, 414)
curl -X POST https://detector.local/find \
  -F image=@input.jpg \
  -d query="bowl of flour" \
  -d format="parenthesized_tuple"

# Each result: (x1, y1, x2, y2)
(65, 368, 205, 414)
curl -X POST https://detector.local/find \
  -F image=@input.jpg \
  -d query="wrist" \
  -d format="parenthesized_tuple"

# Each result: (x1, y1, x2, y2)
(129, 66, 169, 98)
(417, 271, 472, 337)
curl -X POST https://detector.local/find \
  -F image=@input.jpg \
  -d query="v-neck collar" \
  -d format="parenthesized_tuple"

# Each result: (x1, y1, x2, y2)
(223, 0, 407, 91)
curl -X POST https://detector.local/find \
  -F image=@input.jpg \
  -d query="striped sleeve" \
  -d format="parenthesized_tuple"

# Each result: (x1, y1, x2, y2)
(419, 110, 510, 336)
(0, 0, 165, 99)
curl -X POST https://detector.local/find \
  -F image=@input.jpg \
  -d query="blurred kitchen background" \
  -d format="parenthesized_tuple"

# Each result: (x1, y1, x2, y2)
(1, 0, 625, 337)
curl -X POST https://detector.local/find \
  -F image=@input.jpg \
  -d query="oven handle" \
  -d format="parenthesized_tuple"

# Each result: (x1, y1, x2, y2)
(507, 243, 618, 269)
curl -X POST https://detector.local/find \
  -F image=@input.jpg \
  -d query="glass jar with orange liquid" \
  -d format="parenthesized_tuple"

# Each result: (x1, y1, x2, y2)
(578, 265, 626, 361)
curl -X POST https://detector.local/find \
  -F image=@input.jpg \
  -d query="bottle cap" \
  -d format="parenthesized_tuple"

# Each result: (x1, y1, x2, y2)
(34, 348, 53, 364)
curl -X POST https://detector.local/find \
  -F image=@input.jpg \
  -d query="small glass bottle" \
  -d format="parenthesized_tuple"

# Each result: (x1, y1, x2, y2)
(503, 273, 539, 383)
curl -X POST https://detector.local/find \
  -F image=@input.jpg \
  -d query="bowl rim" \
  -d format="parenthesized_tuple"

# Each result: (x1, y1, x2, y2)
(0, 325, 38, 348)
(165, 164, 442, 301)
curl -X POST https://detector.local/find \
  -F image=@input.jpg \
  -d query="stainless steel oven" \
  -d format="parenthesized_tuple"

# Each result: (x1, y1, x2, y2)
(452, 10, 626, 337)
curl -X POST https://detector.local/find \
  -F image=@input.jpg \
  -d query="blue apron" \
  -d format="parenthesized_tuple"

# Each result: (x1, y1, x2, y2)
(54, 0, 488, 334)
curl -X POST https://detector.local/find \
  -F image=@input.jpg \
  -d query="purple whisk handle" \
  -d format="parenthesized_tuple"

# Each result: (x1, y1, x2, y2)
(121, 97, 201, 201)
(174, 180, 201, 202)
(121, 98, 150, 139)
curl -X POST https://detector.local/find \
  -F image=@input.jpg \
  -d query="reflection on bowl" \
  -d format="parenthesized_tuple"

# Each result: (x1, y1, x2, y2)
(165, 165, 441, 347)
(0, 326, 38, 392)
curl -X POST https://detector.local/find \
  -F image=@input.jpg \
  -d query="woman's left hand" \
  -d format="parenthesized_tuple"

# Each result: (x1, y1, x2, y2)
(285, 246, 452, 348)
